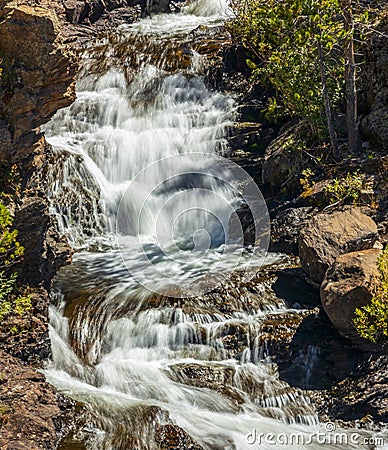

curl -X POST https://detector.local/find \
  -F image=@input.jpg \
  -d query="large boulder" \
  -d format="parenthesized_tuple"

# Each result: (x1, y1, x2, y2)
(320, 248, 381, 341)
(298, 208, 378, 283)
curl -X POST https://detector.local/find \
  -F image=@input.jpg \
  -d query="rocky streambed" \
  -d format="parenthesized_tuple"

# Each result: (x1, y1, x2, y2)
(0, 0, 387, 449)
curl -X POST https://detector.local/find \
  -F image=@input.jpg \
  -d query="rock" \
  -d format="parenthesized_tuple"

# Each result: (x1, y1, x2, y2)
(14, 195, 73, 289)
(270, 205, 317, 254)
(321, 355, 388, 423)
(261, 122, 304, 190)
(359, 20, 388, 151)
(229, 202, 270, 248)
(0, 350, 76, 450)
(299, 208, 378, 283)
(320, 248, 381, 341)
(166, 362, 244, 406)
(167, 361, 317, 424)
(227, 122, 262, 151)
(277, 310, 370, 391)
(0, 5, 77, 447)
(63, 0, 138, 24)
(0, 4, 77, 151)
(361, 87, 388, 151)
(64, 0, 89, 23)
(0, 4, 75, 287)
(139, 0, 171, 15)
(155, 424, 205, 450)
(0, 287, 52, 363)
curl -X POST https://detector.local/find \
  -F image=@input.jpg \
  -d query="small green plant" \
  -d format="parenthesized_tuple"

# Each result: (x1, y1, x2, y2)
(0, 202, 24, 270)
(0, 272, 16, 322)
(324, 170, 363, 204)
(300, 168, 315, 191)
(0, 201, 31, 326)
(0, 402, 9, 427)
(0, 272, 31, 324)
(0, 53, 15, 93)
(354, 248, 388, 344)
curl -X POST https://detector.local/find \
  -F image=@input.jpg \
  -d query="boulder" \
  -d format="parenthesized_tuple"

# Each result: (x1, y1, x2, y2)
(320, 248, 381, 341)
(299, 208, 378, 283)
(261, 122, 303, 190)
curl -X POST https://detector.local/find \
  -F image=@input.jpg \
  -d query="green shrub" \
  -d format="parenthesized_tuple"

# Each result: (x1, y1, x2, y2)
(354, 248, 388, 344)
(227, 0, 345, 139)
(0, 272, 31, 323)
(0, 202, 24, 270)
(0, 201, 31, 326)
(324, 170, 363, 204)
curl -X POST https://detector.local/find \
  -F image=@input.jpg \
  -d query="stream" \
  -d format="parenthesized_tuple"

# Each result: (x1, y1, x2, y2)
(42, 1, 381, 448)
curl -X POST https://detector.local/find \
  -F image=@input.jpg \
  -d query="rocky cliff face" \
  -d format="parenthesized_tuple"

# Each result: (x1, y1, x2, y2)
(0, 2, 78, 447)
(0, 0, 76, 301)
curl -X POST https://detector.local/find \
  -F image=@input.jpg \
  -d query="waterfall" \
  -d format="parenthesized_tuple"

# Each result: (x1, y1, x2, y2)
(42, 1, 375, 448)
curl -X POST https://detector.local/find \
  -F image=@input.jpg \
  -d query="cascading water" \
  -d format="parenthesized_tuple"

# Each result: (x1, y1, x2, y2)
(43, 1, 379, 449)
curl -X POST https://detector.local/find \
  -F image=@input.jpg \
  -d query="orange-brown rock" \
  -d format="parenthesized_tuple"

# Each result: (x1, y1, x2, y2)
(320, 248, 381, 341)
(0, 3, 77, 162)
(0, 349, 75, 450)
(299, 208, 378, 283)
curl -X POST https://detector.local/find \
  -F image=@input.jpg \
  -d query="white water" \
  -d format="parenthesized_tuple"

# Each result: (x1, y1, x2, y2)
(42, 1, 382, 449)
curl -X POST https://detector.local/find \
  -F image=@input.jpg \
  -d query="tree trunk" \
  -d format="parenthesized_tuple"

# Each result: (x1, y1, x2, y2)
(342, 0, 360, 154)
(317, 41, 340, 160)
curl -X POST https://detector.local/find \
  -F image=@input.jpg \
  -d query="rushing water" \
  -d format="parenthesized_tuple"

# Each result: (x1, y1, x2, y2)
(42, 1, 382, 449)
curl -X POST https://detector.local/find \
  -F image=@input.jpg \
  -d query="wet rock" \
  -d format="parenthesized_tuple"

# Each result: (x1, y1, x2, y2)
(167, 361, 317, 424)
(299, 208, 378, 283)
(259, 309, 318, 357)
(227, 122, 262, 151)
(0, 350, 76, 450)
(63, 0, 139, 24)
(320, 248, 382, 342)
(155, 424, 204, 450)
(229, 202, 270, 247)
(143, 266, 285, 316)
(64, 0, 89, 23)
(167, 362, 244, 406)
(271, 266, 321, 308)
